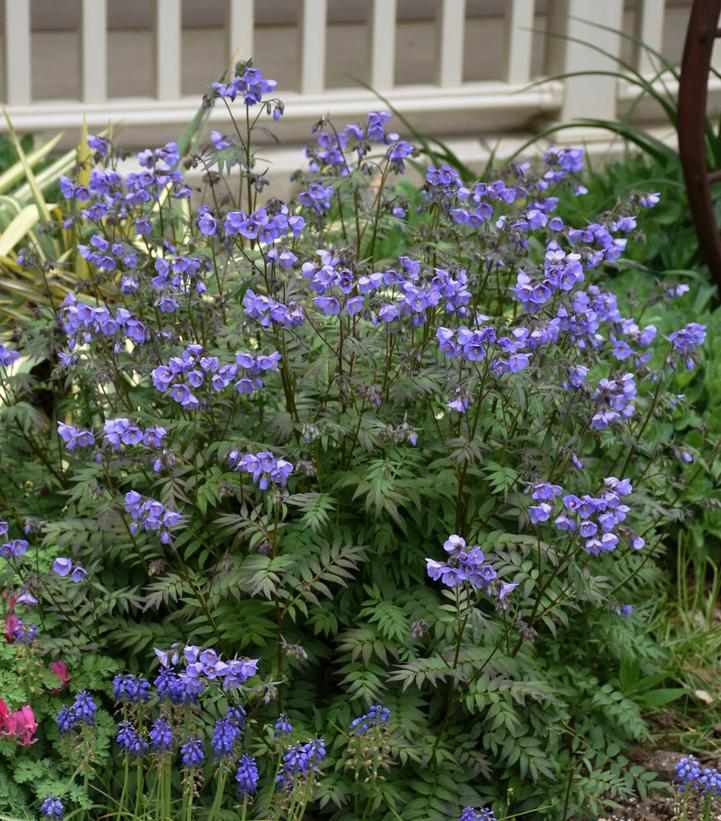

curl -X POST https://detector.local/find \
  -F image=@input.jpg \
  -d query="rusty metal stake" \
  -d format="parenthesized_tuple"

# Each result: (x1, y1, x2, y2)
(678, 0, 721, 290)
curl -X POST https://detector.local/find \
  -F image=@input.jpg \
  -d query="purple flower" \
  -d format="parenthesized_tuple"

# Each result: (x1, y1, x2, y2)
(180, 737, 204, 768)
(639, 192, 660, 208)
(52, 557, 72, 577)
(117, 721, 147, 758)
(0, 539, 28, 559)
(276, 738, 327, 790)
(211, 130, 232, 150)
(41, 797, 64, 819)
(211, 717, 241, 759)
(669, 322, 706, 369)
(498, 581, 518, 600)
(197, 207, 218, 237)
(57, 422, 96, 452)
(236, 754, 259, 795)
(228, 451, 294, 489)
(350, 705, 390, 734)
(149, 716, 174, 752)
(70, 566, 87, 583)
(528, 503, 552, 524)
(459, 808, 496, 821)
(274, 714, 293, 736)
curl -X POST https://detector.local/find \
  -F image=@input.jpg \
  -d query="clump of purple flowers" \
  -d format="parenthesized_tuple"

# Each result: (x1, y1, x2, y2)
(103, 419, 166, 449)
(1, 531, 28, 559)
(149, 716, 174, 752)
(669, 322, 706, 370)
(151, 345, 281, 408)
(212, 65, 279, 110)
(426, 535, 501, 592)
(40, 797, 64, 819)
(675, 755, 721, 798)
(117, 721, 148, 758)
(0, 343, 20, 367)
(350, 705, 389, 735)
(180, 737, 204, 769)
(154, 644, 259, 699)
(52, 557, 87, 583)
(57, 690, 96, 735)
(591, 373, 637, 430)
(274, 714, 293, 736)
(236, 754, 259, 795)
(276, 738, 327, 790)
(532, 476, 642, 555)
(113, 673, 151, 703)
(227, 450, 294, 489)
(459, 808, 496, 821)
(124, 492, 181, 544)
(57, 422, 96, 452)
(59, 293, 146, 354)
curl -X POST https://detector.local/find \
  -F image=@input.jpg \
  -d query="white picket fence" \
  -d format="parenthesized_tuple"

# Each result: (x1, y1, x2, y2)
(0, 1, 694, 143)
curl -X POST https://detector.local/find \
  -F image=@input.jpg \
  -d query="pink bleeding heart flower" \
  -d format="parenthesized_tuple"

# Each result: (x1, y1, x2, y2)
(11, 705, 38, 746)
(49, 660, 71, 692)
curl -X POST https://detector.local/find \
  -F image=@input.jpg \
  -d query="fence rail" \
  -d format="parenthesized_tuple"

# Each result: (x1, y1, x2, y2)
(0, 1, 686, 141)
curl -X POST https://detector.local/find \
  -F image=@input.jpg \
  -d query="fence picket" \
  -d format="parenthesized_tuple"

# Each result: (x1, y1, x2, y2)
(368, 0, 397, 90)
(4, 0, 32, 105)
(227, 0, 254, 66)
(81, 0, 107, 103)
(435, 0, 465, 87)
(504, 0, 534, 84)
(299, 0, 328, 94)
(155, 0, 182, 101)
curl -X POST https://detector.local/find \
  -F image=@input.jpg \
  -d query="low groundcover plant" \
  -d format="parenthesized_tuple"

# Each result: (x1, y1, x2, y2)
(0, 61, 710, 819)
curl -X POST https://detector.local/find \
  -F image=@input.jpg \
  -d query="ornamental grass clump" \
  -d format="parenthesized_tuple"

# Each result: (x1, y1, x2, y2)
(0, 59, 710, 818)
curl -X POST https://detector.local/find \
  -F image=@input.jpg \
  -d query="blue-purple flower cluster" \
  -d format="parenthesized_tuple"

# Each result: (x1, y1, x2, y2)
(149, 716, 173, 752)
(274, 714, 293, 736)
(113, 673, 151, 703)
(243, 288, 305, 328)
(151, 345, 281, 408)
(227, 450, 294, 489)
(0, 521, 28, 559)
(459, 808, 496, 821)
(530, 477, 643, 555)
(590, 373, 637, 430)
(426, 535, 517, 598)
(117, 721, 148, 758)
(154, 644, 259, 699)
(300, 252, 470, 323)
(675, 755, 721, 797)
(350, 705, 389, 735)
(57, 422, 95, 452)
(212, 711, 243, 759)
(52, 557, 87, 583)
(669, 322, 707, 370)
(78, 233, 139, 273)
(57, 690, 97, 735)
(59, 140, 188, 225)
(40, 797, 64, 819)
(0, 343, 19, 367)
(124, 492, 181, 544)
(236, 754, 260, 795)
(212, 66, 279, 110)
(306, 111, 414, 175)
(201, 203, 304, 245)
(276, 738, 327, 790)
(108, 646, 259, 767)
(103, 418, 167, 450)
(180, 737, 204, 769)
(59, 294, 146, 354)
